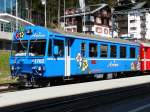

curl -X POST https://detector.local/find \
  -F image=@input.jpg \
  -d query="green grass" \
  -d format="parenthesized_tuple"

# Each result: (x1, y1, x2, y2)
(0, 51, 17, 84)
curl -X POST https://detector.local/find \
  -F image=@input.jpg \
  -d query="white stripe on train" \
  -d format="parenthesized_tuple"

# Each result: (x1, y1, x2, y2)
(46, 58, 137, 61)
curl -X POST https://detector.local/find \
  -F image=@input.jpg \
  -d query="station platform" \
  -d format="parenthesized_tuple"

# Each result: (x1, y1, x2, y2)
(1, 75, 150, 108)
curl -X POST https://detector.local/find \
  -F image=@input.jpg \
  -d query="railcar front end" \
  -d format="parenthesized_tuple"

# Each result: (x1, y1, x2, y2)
(10, 25, 141, 86)
(10, 26, 51, 86)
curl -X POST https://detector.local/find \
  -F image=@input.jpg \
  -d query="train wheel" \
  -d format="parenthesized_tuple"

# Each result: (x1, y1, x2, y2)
(36, 78, 50, 87)
(103, 73, 108, 80)
(113, 73, 118, 79)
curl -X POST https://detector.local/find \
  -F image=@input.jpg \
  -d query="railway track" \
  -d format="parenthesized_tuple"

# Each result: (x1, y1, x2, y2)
(0, 83, 28, 93)
(2, 82, 150, 112)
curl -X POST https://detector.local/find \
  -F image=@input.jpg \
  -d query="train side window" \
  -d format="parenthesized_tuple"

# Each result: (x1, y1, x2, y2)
(81, 42, 86, 57)
(100, 44, 108, 58)
(110, 45, 117, 58)
(130, 47, 135, 58)
(54, 39, 64, 57)
(120, 46, 126, 58)
(48, 39, 52, 56)
(89, 43, 97, 57)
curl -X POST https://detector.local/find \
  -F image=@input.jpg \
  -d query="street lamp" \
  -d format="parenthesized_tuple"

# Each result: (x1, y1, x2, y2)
(41, 0, 47, 27)
(64, 0, 65, 31)
(111, 8, 115, 38)
(16, 0, 18, 30)
(79, 0, 85, 33)
(58, 0, 60, 28)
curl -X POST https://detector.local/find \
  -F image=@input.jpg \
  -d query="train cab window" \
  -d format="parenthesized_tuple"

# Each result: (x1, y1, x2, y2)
(130, 47, 136, 58)
(53, 39, 64, 57)
(11, 40, 28, 56)
(100, 44, 108, 58)
(29, 39, 46, 56)
(120, 46, 126, 58)
(89, 43, 97, 57)
(110, 45, 117, 58)
(48, 39, 52, 56)
(81, 42, 86, 57)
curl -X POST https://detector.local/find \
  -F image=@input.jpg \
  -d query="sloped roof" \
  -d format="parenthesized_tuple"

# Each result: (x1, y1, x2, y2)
(132, 1, 146, 9)
(0, 13, 34, 26)
(115, 1, 148, 11)
(64, 4, 110, 18)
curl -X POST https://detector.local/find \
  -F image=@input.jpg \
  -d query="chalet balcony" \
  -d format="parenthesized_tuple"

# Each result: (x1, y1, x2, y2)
(83, 25, 93, 32)
(83, 16, 95, 22)
(140, 31, 146, 35)
(140, 22, 146, 27)
(140, 16, 146, 20)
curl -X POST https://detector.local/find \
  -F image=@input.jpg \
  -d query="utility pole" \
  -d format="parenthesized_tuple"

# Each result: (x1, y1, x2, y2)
(111, 8, 115, 38)
(64, 0, 66, 31)
(41, 0, 47, 27)
(58, 0, 60, 28)
(16, 0, 18, 30)
(83, 8, 85, 34)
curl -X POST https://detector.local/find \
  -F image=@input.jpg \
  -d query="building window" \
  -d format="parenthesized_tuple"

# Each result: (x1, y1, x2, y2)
(72, 18, 76, 25)
(120, 46, 126, 58)
(104, 19, 108, 25)
(54, 39, 64, 57)
(129, 13, 135, 16)
(130, 27, 136, 30)
(96, 27, 102, 33)
(96, 17, 101, 24)
(110, 45, 117, 58)
(130, 34, 134, 38)
(1, 23, 4, 31)
(130, 20, 136, 23)
(100, 44, 108, 58)
(0, 41, 3, 49)
(130, 47, 136, 58)
(89, 43, 97, 57)
(5, 41, 11, 50)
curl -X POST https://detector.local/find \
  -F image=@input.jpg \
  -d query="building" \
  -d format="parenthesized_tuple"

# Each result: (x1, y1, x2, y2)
(115, 0, 135, 38)
(115, 1, 150, 40)
(0, 0, 34, 50)
(128, 2, 150, 40)
(62, 4, 112, 38)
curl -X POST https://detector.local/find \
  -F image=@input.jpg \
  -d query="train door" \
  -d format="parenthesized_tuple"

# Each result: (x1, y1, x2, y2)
(141, 43, 150, 71)
(144, 47, 150, 71)
(65, 39, 70, 77)
(47, 37, 65, 77)
(143, 47, 147, 71)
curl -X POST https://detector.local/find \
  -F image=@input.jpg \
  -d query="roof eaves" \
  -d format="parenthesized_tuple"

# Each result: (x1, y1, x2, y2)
(131, 1, 146, 9)
(91, 4, 108, 14)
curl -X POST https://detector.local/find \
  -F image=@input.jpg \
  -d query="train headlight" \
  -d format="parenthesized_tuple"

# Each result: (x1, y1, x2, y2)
(38, 66, 42, 71)
(32, 66, 36, 70)
(11, 66, 15, 71)
(16, 66, 21, 70)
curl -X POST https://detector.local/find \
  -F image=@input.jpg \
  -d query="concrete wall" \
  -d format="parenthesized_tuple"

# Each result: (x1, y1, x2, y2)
(0, 31, 12, 50)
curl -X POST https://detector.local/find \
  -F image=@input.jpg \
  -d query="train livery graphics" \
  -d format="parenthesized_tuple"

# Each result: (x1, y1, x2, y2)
(15, 26, 25, 39)
(140, 43, 150, 71)
(76, 53, 88, 72)
(10, 26, 141, 86)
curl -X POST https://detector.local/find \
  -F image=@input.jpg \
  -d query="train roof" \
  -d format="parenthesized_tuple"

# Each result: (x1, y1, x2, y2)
(17, 26, 139, 46)
(50, 29, 139, 46)
(140, 42, 150, 47)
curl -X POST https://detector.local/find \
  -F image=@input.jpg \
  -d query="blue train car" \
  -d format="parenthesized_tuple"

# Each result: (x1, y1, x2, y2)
(10, 26, 140, 86)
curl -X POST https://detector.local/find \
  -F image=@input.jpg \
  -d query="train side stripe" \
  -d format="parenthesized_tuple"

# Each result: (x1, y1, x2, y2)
(46, 58, 137, 61)
(141, 59, 150, 61)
